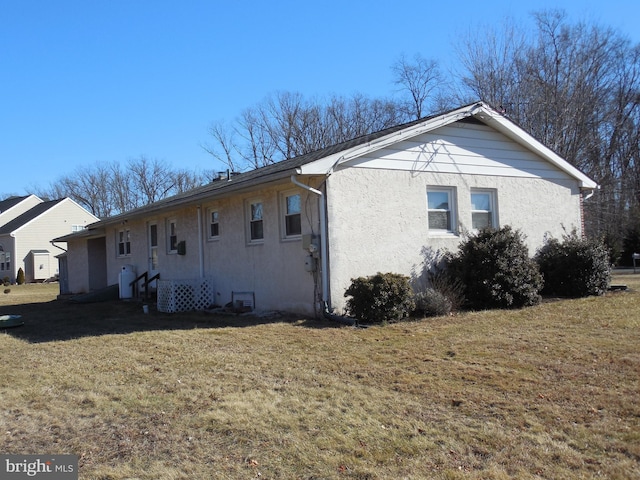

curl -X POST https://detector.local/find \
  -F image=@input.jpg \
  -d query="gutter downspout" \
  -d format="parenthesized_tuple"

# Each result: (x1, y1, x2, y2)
(290, 174, 355, 326)
(197, 205, 204, 278)
(49, 240, 67, 253)
(290, 175, 328, 306)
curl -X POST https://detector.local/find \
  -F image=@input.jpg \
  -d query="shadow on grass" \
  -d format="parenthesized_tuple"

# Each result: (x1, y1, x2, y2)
(1, 298, 342, 343)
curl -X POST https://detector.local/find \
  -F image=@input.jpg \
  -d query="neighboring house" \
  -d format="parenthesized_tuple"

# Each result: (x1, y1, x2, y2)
(56, 102, 597, 316)
(0, 197, 99, 283)
(0, 195, 42, 227)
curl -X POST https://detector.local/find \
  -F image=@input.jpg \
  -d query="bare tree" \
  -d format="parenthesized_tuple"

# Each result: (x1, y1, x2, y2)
(454, 9, 640, 245)
(202, 121, 242, 172)
(205, 92, 408, 171)
(392, 54, 443, 119)
(37, 156, 210, 218)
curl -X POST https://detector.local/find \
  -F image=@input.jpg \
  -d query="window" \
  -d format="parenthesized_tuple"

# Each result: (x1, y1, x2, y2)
(283, 193, 301, 237)
(209, 209, 220, 239)
(168, 219, 178, 252)
(427, 187, 456, 233)
(471, 190, 497, 230)
(118, 229, 131, 256)
(249, 201, 264, 242)
(71, 225, 85, 232)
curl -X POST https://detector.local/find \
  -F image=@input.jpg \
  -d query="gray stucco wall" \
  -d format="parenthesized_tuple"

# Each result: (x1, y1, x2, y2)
(325, 167, 582, 313)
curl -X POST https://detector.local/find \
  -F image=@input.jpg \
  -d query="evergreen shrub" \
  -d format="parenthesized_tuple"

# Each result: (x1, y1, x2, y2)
(445, 226, 543, 309)
(16, 268, 25, 285)
(344, 272, 414, 324)
(535, 233, 610, 297)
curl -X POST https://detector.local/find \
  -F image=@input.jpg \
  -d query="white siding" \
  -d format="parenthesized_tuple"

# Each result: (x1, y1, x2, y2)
(345, 123, 571, 181)
(0, 195, 42, 227)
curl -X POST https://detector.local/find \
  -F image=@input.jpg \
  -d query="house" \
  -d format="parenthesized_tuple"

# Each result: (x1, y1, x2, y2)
(0, 195, 42, 226)
(56, 102, 597, 316)
(0, 196, 99, 283)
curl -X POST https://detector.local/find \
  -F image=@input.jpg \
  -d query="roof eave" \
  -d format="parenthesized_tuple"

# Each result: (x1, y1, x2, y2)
(298, 103, 481, 175)
(90, 167, 300, 229)
(470, 105, 599, 190)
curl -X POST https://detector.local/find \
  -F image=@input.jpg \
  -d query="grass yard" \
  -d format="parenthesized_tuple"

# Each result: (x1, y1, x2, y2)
(0, 275, 639, 479)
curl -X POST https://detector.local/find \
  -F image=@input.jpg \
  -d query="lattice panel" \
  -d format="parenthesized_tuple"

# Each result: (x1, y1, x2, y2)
(157, 277, 214, 313)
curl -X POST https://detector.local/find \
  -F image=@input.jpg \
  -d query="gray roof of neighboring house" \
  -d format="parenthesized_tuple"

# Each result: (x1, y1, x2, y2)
(0, 199, 65, 235)
(0, 195, 30, 214)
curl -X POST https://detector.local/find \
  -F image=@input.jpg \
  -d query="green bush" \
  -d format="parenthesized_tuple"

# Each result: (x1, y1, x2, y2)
(344, 272, 414, 324)
(16, 268, 25, 285)
(446, 226, 543, 310)
(535, 233, 610, 297)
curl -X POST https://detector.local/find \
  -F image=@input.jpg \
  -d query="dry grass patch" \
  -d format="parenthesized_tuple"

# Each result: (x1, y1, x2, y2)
(0, 276, 639, 479)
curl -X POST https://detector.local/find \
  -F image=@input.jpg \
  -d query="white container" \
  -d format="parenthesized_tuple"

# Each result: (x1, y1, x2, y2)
(118, 265, 137, 299)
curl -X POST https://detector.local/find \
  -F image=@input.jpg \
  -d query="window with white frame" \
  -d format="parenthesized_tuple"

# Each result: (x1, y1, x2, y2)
(208, 209, 220, 240)
(167, 219, 178, 253)
(471, 190, 497, 230)
(248, 201, 264, 242)
(71, 225, 85, 232)
(117, 229, 131, 256)
(427, 187, 456, 233)
(282, 192, 301, 238)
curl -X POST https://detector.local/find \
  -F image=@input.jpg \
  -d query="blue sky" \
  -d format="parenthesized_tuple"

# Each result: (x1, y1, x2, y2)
(2, 0, 639, 196)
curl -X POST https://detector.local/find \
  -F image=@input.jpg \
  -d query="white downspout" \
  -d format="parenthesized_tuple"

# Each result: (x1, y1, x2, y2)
(290, 175, 329, 307)
(197, 205, 204, 278)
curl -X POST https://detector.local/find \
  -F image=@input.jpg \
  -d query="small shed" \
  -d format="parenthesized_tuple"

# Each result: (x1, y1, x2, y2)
(29, 249, 52, 281)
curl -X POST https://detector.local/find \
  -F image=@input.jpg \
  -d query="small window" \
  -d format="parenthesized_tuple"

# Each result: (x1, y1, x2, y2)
(471, 190, 497, 230)
(249, 202, 263, 242)
(427, 187, 456, 233)
(284, 193, 302, 237)
(168, 219, 178, 252)
(209, 210, 220, 239)
(118, 229, 131, 256)
(71, 225, 85, 232)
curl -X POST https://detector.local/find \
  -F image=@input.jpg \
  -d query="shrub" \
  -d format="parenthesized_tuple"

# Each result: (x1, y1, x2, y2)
(445, 226, 543, 310)
(16, 268, 25, 285)
(344, 272, 414, 324)
(535, 232, 610, 297)
(413, 288, 452, 317)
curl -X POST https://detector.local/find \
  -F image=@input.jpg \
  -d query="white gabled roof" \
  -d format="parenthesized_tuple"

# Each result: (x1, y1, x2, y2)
(297, 102, 598, 190)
